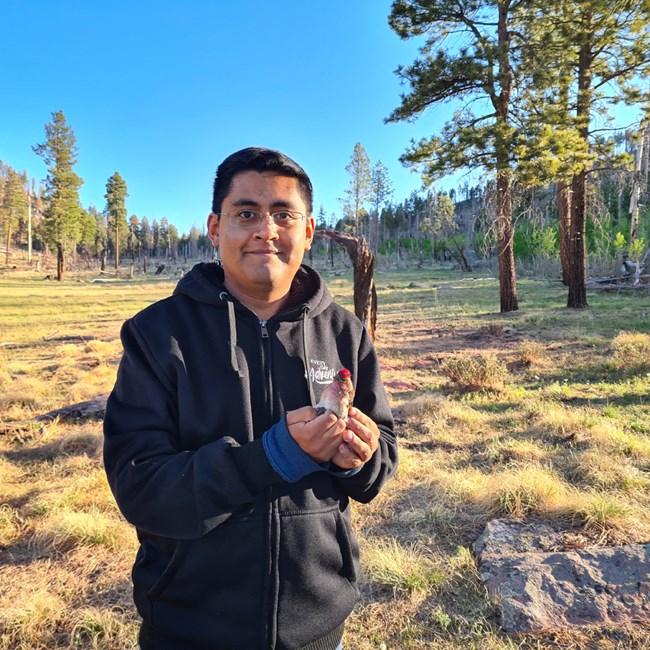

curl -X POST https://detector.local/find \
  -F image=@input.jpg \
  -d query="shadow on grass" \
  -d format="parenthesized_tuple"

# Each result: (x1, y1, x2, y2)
(1, 431, 102, 464)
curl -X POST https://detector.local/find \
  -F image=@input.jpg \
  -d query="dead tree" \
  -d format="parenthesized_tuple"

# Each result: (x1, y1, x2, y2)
(315, 229, 377, 340)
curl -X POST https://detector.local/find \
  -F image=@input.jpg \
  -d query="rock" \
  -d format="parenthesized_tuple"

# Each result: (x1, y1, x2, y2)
(383, 379, 418, 392)
(474, 519, 650, 634)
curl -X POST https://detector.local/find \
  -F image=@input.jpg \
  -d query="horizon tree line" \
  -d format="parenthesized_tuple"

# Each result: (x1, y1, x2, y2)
(1, 98, 648, 304)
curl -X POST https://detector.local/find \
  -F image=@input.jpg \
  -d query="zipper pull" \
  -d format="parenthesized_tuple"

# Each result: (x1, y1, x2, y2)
(260, 320, 269, 339)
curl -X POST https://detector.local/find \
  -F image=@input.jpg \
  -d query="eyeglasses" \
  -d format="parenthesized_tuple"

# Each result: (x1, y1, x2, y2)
(218, 209, 305, 229)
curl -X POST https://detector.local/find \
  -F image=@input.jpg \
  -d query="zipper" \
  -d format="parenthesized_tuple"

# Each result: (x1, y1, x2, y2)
(260, 318, 278, 648)
(259, 320, 272, 416)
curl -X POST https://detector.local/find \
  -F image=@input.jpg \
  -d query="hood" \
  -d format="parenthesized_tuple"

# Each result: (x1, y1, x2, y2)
(173, 262, 333, 320)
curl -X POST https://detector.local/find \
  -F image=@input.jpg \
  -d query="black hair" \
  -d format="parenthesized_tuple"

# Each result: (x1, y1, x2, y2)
(211, 147, 313, 216)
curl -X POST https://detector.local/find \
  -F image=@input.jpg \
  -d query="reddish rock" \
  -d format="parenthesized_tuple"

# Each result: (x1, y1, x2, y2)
(383, 379, 418, 391)
(474, 519, 650, 633)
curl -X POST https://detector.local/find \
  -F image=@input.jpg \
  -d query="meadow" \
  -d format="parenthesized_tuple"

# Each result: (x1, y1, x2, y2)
(1, 264, 649, 649)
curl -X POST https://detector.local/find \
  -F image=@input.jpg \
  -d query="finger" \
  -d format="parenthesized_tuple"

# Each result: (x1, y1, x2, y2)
(341, 429, 372, 462)
(347, 408, 380, 436)
(345, 418, 380, 450)
(345, 417, 371, 443)
(332, 445, 363, 470)
(308, 413, 344, 437)
(286, 406, 318, 425)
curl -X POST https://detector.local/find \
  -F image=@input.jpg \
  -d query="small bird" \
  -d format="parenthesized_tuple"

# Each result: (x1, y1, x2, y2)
(314, 368, 355, 419)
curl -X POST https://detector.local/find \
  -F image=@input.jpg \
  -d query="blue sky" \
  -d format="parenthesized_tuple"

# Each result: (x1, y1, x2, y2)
(4, 2, 645, 237)
(2, 0, 451, 234)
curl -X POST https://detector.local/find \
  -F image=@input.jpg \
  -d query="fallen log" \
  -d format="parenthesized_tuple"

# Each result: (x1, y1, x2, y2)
(34, 394, 108, 422)
(587, 283, 650, 293)
(0, 395, 108, 435)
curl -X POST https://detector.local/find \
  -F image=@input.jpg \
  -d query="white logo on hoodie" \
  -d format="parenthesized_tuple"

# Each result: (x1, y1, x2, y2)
(309, 359, 337, 385)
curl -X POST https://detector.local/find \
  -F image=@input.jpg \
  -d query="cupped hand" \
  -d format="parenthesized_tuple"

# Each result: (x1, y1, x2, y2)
(330, 407, 380, 470)
(286, 406, 347, 463)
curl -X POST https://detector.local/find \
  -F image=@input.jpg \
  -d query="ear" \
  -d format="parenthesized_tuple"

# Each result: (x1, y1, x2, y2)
(207, 213, 220, 248)
(304, 215, 315, 251)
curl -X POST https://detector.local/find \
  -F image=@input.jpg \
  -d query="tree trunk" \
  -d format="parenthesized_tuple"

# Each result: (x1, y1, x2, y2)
(371, 210, 379, 253)
(557, 181, 572, 285)
(567, 170, 588, 308)
(494, 0, 517, 313)
(316, 230, 377, 340)
(28, 195, 33, 265)
(115, 226, 120, 270)
(496, 169, 518, 312)
(629, 124, 647, 242)
(56, 243, 65, 281)
(5, 225, 11, 265)
(567, 40, 592, 309)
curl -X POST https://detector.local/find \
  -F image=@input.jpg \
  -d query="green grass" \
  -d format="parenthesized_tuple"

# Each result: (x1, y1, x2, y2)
(1, 264, 650, 649)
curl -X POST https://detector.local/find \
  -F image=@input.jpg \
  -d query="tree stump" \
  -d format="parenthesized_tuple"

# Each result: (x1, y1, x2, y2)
(315, 230, 377, 340)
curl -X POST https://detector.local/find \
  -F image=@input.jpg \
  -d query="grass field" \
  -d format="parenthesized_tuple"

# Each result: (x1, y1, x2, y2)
(1, 264, 649, 649)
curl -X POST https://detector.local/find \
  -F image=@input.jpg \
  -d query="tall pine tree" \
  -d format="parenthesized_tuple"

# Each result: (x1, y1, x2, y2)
(343, 143, 372, 236)
(387, 0, 521, 312)
(529, 0, 650, 308)
(1, 168, 27, 265)
(33, 111, 84, 280)
(105, 171, 129, 269)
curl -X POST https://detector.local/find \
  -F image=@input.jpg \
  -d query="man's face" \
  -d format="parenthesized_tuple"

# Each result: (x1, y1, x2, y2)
(207, 171, 315, 301)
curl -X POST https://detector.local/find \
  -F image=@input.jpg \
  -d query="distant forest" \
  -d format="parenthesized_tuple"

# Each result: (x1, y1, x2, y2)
(2, 127, 648, 281)
(2, 1, 650, 313)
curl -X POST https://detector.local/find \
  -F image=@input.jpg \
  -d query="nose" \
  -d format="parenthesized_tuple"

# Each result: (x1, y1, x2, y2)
(254, 213, 279, 238)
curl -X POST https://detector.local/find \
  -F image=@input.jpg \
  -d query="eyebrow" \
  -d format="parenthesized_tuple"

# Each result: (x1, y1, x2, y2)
(230, 198, 295, 209)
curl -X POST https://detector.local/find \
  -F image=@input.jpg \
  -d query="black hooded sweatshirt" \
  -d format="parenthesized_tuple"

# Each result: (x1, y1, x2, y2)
(103, 262, 398, 650)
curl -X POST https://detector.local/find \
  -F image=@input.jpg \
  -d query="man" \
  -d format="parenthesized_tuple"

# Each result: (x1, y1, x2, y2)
(103, 147, 398, 650)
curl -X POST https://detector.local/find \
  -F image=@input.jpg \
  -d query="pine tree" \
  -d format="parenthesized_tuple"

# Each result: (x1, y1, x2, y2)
(370, 161, 392, 251)
(140, 217, 153, 258)
(128, 215, 141, 260)
(547, 0, 650, 308)
(168, 223, 179, 259)
(33, 111, 84, 280)
(159, 217, 170, 258)
(344, 143, 372, 236)
(503, 0, 650, 306)
(1, 168, 27, 265)
(387, 0, 521, 312)
(152, 219, 160, 258)
(105, 171, 129, 270)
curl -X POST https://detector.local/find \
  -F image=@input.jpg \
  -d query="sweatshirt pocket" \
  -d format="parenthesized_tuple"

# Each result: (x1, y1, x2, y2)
(276, 505, 360, 649)
(140, 517, 267, 649)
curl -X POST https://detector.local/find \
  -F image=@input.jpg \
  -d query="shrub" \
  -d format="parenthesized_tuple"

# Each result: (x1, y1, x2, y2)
(441, 353, 507, 392)
(514, 340, 547, 366)
(611, 331, 650, 372)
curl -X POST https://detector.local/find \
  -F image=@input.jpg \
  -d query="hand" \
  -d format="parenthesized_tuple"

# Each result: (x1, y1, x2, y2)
(330, 407, 380, 470)
(286, 406, 347, 463)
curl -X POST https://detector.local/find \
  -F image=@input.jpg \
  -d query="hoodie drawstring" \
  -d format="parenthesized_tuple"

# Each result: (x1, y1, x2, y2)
(301, 306, 316, 406)
(220, 291, 244, 378)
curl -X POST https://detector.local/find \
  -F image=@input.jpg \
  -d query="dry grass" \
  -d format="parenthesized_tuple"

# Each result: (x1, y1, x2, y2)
(611, 330, 650, 371)
(1, 270, 650, 649)
(441, 353, 508, 393)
